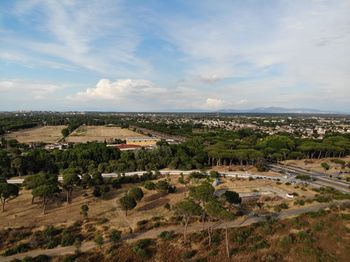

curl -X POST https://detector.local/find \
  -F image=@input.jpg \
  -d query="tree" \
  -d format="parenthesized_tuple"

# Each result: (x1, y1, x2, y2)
(205, 200, 235, 258)
(0, 182, 19, 212)
(223, 190, 242, 205)
(173, 199, 202, 243)
(80, 204, 89, 219)
(119, 195, 137, 216)
(128, 187, 144, 202)
(81, 174, 93, 188)
(32, 184, 59, 214)
(24, 172, 59, 204)
(189, 182, 215, 203)
(189, 182, 215, 227)
(62, 169, 80, 203)
(109, 229, 122, 245)
(11, 157, 24, 177)
(61, 128, 70, 138)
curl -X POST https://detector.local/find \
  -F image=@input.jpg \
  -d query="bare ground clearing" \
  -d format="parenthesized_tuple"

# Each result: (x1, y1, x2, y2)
(4, 125, 66, 143)
(65, 125, 146, 143)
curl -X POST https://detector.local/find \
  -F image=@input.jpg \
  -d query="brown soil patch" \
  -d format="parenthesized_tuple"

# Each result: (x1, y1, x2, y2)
(65, 125, 146, 143)
(4, 125, 66, 143)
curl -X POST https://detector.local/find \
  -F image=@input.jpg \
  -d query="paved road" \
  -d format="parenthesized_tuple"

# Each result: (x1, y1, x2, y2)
(2, 200, 348, 262)
(267, 163, 350, 193)
(7, 170, 286, 185)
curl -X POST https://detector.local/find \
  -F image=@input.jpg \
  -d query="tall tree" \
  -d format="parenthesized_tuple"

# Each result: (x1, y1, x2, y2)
(32, 184, 59, 214)
(173, 199, 202, 243)
(205, 200, 235, 258)
(119, 195, 136, 216)
(0, 182, 19, 212)
(189, 182, 215, 228)
(62, 169, 80, 203)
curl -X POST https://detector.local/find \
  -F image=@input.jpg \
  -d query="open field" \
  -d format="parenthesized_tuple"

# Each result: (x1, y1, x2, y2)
(283, 157, 350, 175)
(65, 125, 146, 143)
(4, 125, 66, 143)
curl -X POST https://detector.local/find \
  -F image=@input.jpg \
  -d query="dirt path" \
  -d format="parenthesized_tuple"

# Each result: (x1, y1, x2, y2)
(2, 200, 348, 262)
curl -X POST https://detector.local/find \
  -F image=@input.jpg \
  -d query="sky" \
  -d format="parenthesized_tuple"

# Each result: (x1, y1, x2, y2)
(0, 0, 349, 112)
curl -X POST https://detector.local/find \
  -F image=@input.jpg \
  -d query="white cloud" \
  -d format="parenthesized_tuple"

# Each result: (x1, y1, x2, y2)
(69, 78, 165, 102)
(205, 98, 225, 109)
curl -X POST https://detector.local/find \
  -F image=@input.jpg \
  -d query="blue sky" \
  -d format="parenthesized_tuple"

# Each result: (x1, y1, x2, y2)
(0, 0, 349, 112)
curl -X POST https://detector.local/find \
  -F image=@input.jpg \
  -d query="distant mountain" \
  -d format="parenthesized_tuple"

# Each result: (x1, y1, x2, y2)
(218, 107, 341, 114)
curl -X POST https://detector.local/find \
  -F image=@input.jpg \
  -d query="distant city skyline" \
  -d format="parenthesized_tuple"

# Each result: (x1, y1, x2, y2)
(1, 0, 349, 112)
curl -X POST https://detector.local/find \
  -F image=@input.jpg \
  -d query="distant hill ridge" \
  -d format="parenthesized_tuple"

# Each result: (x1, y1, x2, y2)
(218, 106, 341, 114)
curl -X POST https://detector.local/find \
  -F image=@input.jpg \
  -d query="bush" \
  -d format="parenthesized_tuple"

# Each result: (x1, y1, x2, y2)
(3, 243, 30, 256)
(209, 171, 220, 178)
(182, 250, 197, 259)
(321, 162, 330, 171)
(330, 159, 346, 167)
(294, 199, 305, 206)
(295, 174, 311, 181)
(164, 203, 171, 210)
(159, 231, 174, 240)
(109, 229, 121, 244)
(144, 181, 156, 190)
(156, 180, 170, 192)
(133, 239, 154, 258)
(279, 235, 293, 248)
(61, 231, 75, 247)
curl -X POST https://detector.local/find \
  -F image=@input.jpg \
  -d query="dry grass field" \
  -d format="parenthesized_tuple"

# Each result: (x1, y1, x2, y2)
(0, 175, 186, 230)
(0, 175, 316, 232)
(4, 125, 66, 144)
(65, 125, 146, 143)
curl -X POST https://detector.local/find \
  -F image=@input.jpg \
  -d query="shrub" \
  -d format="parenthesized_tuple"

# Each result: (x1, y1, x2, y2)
(294, 199, 305, 206)
(61, 231, 75, 247)
(133, 239, 154, 258)
(279, 235, 293, 248)
(159, 231, 174, 240)
(144, 181, 156, 190)
(94, 234, 104, 249)
(156, 180, 170, 192)
(182, 250, 197, 259)
(109, 229, 121, 244)
(279, 203, 289, 209)
(164, 203, 171, 210)
(209, 171, 220, 178)
(330, 159, 346, 167)
(295, 174, 311, 181)
(321, 162, 330, 171)
(178, 175, 185, 184)
(3, 243, 30, 256)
